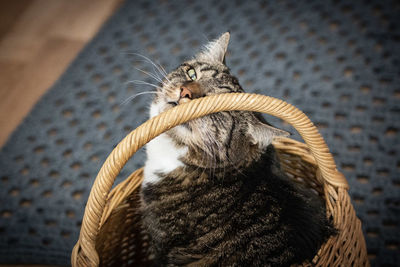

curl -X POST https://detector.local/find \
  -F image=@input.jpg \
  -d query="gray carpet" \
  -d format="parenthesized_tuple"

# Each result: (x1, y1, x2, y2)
(0, 0, 399, 266)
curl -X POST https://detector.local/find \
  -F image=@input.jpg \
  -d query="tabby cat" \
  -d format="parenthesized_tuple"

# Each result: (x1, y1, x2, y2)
(140, 32, 335, 266)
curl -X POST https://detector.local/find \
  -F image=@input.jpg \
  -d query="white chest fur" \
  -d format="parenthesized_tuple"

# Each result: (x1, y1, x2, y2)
(143, 132, 188, 187)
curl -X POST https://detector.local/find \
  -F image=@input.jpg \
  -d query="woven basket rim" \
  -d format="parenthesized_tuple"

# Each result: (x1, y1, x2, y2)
(71, 93, 357, 266)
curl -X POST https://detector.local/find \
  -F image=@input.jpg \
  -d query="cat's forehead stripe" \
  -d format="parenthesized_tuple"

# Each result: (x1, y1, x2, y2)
(200, 68, 218, 78)
(200, 66, 217, 72)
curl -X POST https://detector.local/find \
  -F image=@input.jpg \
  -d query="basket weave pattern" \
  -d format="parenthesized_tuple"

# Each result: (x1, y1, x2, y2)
(71, 93, 369, 266)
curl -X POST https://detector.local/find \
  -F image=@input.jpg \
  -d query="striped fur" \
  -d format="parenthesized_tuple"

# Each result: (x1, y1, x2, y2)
(140, 33, 334, 266)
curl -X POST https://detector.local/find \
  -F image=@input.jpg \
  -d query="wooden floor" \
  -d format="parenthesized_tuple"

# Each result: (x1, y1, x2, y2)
(0, 0, 124, 148)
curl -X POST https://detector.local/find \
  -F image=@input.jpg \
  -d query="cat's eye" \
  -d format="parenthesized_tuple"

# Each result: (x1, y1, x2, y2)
(187, 68, 197, 81)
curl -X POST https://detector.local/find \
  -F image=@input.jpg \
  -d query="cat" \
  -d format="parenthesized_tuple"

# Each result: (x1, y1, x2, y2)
(140, 32, 335, 266)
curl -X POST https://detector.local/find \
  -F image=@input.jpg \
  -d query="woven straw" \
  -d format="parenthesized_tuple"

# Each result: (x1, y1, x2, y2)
(71, 93, 369, 266)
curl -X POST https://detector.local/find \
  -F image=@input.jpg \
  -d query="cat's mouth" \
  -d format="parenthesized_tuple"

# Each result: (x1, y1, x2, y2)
(167, 101, 178, 107)
(167, 98, 192, 107)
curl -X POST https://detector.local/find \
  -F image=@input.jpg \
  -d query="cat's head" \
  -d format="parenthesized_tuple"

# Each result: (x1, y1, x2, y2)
(150, 32, 288, 169)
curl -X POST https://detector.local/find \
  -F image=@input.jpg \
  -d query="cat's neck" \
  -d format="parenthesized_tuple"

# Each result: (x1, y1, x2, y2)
(143, 131, 276, 190)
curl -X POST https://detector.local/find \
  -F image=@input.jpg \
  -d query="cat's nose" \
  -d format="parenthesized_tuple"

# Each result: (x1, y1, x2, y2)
(180, 86, 192, 99)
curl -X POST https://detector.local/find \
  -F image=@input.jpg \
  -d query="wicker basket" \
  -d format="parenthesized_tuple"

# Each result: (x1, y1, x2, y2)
(71, 93, 369, 266)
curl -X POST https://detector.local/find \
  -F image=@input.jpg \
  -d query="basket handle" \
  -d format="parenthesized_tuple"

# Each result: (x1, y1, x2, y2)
(72, 93, 348, 266)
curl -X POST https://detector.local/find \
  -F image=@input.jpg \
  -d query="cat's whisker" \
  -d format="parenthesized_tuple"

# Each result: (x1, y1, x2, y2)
(153, 64, 172, 86)
(212, 139, 220, 177)
(200, 149, 207, 174)
(185, 126, 207, 177)
(125, 80, 163, 91)
(122, 51, 172, 86)
(200, 124, 218, 177)
(192, 123, 207, 171)
(201, 33, 210, 43)
(127, 53, 171, 83)
(150, 63, 170, 85)
(207, 125, 220, 175)
(134, 67, 166, 86)
(204, 140, 214, 176)
(120, 91, 160, 106)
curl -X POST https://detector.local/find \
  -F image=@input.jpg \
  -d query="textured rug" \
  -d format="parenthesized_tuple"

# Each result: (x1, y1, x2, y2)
(0, 0, 399, 266)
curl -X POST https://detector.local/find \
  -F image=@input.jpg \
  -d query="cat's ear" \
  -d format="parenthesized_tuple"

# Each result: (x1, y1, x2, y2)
(196, 32, 230, 63)
(247, 121, 290, 149)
